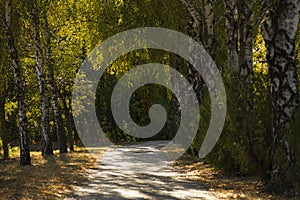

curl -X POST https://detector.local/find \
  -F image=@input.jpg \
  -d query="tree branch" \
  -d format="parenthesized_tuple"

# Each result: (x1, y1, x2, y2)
(179, 0, 202, 27)
(254, 0, 270, 28)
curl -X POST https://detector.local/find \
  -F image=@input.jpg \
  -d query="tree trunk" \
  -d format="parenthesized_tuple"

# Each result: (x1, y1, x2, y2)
(31, 3, 53, 156)
(237, 1, 254, 82)
(43, 12, 68, 154)
(4, 0, 31, 165)
(68, 99, 74, 151)
(180, 0, 203, 97)
(66, 97, 74, 151)
(202, 0, 215, 54)
(60, 93, 74, 151)
(0, 75, 9, 159)
(236, 0, 264, 174)
(170, 54, 185, 136)
(224, 0, 239, 71)
(262, 0, 300, 186)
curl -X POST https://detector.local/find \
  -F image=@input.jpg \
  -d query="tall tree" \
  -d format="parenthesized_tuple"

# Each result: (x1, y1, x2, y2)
(180, 0, 203, 95)
(4, 0, 31, 165)
(0, 67, 8, 159)
(224, 0, 239, 71)
(43, 8, 67, 154)
(235, 0, 259, 172)
(221, 0, 271, 174)
(0, 26, 9, 159)
(262, 0, 300, 186)
(59, 78, 75, 151)
(30, 1, 53, 155)
(202, 0, 215, 54)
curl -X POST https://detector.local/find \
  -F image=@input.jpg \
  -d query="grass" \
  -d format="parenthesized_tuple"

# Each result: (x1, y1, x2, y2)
(0, 147, 98, 200)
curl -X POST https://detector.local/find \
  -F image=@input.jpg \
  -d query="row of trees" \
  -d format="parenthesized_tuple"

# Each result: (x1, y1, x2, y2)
(0, 0, 299, 194)
(182, 0, 300, 192)
(0, 0, 79, 163)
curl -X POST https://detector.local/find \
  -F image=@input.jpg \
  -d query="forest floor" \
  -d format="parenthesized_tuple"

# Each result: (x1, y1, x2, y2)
(0, 147, 97, 200)
(0, 142, 295, 199)
(173, 155, 280, 200)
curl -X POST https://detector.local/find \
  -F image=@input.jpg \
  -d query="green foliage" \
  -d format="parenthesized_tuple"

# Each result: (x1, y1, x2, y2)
(96, 49, 178, 143)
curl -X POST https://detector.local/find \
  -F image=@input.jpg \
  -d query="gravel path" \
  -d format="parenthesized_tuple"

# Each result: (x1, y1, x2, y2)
(66, 141, 217, 200)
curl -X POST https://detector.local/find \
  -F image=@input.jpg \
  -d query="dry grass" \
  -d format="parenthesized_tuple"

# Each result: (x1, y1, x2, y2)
(0, 147, 98, 200)
(173, 154, 288, 200)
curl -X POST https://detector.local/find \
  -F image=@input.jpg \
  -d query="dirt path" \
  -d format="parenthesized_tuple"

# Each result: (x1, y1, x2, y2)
(66, 141, 218, 200)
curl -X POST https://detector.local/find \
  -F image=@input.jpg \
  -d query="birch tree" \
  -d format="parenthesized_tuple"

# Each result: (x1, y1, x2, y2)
(43, 8, 68, 154)
(30, 2, 53, 155)
(0, 27, 9, 159)
(180, 0, 203, 95)
(4, 0, 31, 165)
(262, 0, 300, 185)
(224, 0, 239, 71)
(202, 0, 215, 55)
(0, 67, 8, 159)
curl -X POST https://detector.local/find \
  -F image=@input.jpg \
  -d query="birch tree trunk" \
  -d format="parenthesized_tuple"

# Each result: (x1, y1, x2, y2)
(65, 96, 74, 151)
(67, 97, 74, 151)
(224, 0, 239, 71)
(0, 74, 8, 159)
(262, 0, 300, 181)
(202, 0, 215, 54)
(0, 33, 8, 159)
(237, 1, 254, 82)
(4, 0, 31, 165)
(180, 0, 203, 96)
(44, 12, 68, 154)
(60, 91, 74, 151)
(236, 0, 264, 173)
(31, 3, 53, 156)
